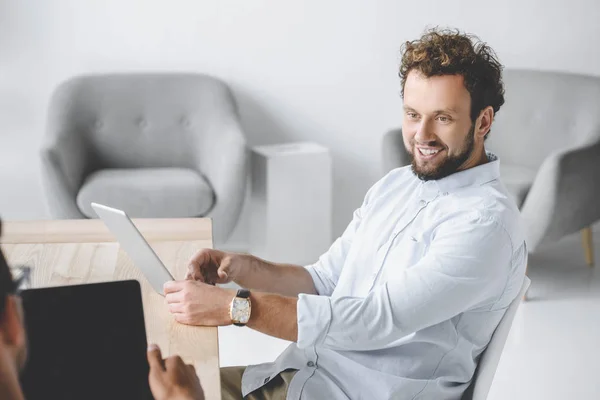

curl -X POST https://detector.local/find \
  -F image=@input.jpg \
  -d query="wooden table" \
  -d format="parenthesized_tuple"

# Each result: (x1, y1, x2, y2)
(0, 218, 221, 400)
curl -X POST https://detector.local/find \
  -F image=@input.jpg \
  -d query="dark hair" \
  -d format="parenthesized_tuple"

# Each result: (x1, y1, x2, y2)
(0, 219, 16, 319)
(399, 27, 505, 137)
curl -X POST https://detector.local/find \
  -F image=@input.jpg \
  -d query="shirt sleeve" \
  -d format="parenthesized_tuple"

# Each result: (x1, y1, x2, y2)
(303, 209, 361, 296)
(304, 174, 390, 296)
(297, 212, 514, 351)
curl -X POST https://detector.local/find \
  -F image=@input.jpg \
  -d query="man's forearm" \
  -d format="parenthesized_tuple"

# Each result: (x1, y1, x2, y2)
(234, 255, 317, 297)
(246, 292, 298, 342)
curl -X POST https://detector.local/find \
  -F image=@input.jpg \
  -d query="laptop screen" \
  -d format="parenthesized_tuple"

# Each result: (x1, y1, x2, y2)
(19, 280, 153, 400)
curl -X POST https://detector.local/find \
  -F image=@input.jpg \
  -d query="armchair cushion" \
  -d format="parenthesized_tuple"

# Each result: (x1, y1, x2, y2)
(76, 168, 214, 218)
(499, 164, 538, 208)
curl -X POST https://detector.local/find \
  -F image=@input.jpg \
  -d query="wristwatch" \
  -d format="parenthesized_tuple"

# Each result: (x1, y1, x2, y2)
(229, 289, 251, 327)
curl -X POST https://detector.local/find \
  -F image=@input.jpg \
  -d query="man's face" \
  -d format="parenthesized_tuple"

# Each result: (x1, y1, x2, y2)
(402, 70, 480, 181)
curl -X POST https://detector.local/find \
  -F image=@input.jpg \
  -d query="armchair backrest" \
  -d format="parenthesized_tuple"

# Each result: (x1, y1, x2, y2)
(486, 69, 600, 168)
(462, 276, 530, 400)
(48, 73, 239, 170)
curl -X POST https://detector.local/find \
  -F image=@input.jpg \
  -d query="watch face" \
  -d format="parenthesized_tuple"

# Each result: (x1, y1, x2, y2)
(231, 298, 251, 324)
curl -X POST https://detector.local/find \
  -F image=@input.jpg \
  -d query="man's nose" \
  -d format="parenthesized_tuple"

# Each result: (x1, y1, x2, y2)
(414, 120, 436, 144)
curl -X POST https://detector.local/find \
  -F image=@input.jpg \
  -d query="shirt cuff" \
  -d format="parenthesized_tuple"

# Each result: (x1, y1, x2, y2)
(303, 264, 330, 296)
(296, 293, 332, 349)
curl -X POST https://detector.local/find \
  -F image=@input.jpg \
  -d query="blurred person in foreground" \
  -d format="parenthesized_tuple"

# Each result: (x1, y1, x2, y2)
(0, 219, 205, 400)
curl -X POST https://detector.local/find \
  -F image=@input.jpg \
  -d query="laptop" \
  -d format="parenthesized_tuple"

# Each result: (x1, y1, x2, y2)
(91, 202, 175, 295)
(19, 280, 153, 400)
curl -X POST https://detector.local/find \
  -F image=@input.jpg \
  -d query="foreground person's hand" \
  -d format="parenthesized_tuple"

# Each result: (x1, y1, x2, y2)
(147, 344, 204, 400)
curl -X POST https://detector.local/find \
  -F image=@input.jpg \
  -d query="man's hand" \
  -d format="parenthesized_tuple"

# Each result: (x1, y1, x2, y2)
(186, 249, 246, 285)
(164, 280, 236, 326)
(147, 344, 204, 400)
(186, 248, 317, 298)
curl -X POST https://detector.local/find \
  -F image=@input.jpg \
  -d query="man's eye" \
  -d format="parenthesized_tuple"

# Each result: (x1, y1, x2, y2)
(437, 116, 450, 123)
(407, 112, 418, 119)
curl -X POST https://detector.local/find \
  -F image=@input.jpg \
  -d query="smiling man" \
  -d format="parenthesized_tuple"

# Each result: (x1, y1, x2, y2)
(401, 35, 494, 182)
(167, 28, 527, 400)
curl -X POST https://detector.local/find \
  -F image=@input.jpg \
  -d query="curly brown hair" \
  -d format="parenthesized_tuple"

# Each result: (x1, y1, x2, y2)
(399, 28, 505, 135)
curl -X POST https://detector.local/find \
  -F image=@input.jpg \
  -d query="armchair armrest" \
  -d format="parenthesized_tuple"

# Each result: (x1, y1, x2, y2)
(193, 92, 248, 243)
(521, 136, 600, 251)
(40, 81, 91, 219)
(40, 132, 88, 219)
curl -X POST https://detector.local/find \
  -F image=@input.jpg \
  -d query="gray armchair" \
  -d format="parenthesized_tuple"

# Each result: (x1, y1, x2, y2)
(383, 69, 600, 264)
(41, 73, 248, 243)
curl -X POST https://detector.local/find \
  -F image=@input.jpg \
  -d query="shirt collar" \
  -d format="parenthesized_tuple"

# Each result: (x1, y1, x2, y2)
(416, 152, 500, 200)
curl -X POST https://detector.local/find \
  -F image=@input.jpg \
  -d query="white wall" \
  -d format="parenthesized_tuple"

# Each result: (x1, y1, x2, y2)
(1, 0, 600, 246)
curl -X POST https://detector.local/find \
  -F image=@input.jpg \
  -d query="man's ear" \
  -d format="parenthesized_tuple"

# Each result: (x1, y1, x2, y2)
(0, 296, 26, 351)
(475, 106, 494, 140)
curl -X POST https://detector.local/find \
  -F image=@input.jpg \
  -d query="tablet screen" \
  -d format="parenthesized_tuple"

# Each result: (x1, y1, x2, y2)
(19, 280, 152, 400)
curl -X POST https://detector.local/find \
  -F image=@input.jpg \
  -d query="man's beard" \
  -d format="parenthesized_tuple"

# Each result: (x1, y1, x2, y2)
(409, 124, 476, 181)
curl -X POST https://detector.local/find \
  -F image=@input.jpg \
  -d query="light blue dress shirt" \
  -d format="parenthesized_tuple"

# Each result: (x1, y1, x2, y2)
(242, 153, 527, 400)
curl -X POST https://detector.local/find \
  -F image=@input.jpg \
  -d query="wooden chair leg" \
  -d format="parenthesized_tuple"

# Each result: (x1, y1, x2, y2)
(582, 227, 594, 267)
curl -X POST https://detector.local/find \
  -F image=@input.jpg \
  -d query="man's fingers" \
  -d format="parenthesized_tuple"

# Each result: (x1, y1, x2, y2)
(174, 313, 192, 325)
(165, 355, 185, 370)
(147, 344, 165, 371)
(168, 303, 183, 314)
(188, 249, 212, 266)
(217, 268, 229, 280)
(185, 270, 202, 282)
(165, 292, 183, 304)
(185, 270, 194, 280)
(163, 280, 184, 295)
(187, 261, 206, 282)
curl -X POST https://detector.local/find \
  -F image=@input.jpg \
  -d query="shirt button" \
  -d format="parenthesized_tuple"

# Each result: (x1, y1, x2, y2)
(307, 361, 315, 367)
(264, 377, 270, 384)
(419, 200, 426, 206)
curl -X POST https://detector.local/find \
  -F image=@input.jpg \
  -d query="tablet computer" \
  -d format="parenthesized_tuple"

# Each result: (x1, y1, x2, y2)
(91, 202, 174, 295)
(19, 280, 153, 400)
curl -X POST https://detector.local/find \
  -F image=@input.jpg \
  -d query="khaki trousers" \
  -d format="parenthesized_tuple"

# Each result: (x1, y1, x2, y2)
(221, 367, 297, 400)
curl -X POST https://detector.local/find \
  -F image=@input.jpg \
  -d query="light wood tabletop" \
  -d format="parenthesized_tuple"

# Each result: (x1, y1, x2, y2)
(0, 218, 221, 400)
